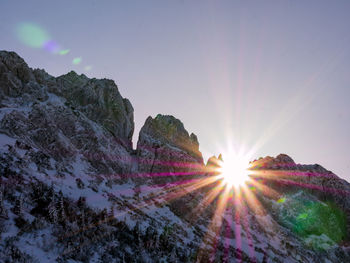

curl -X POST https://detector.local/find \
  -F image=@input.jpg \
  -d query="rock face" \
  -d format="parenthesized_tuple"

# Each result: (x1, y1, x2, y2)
(250, 153, 350, 242)
(206, 154, 223, 174)
(0, 50, 350, 263)
(55, 71, 134, 150)
(0, 50, 135, 180)
(136, 114, 204, 183)
(0, 51, 36, 98)
(0, 51, 134, 151)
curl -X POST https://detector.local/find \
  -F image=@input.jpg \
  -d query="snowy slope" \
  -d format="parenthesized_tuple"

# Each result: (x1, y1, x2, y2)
(0, 50, 350, 262)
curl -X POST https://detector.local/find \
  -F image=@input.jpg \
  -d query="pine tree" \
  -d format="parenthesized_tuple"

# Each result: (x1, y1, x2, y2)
(0, 186, 8, 218)
(108, 206, 114, 219)
(133, 221, 142, 245)
(13, 195, 23, 216)
(262, 250, 268, 263)
(77, 196, 86, 209)
(101, 208, 107, 222)
(169, 247, 177, 262)
(145, 226, 153, 248)
(58, 192, 66, 223)
(48, 195, 58, 223)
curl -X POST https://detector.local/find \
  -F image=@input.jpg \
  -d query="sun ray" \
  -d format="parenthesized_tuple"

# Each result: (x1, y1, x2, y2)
(60, 177, 214, 241)
(223, 208, 234, 262)
(233, 188, 243, 262)
(190, 179, 226, 223)
(241, 184, 267, 216)
(240, 193, 257, 262)
(247, 177, 281, 200)
(250, 168, 350, 196)
(197, 182, 231, 262)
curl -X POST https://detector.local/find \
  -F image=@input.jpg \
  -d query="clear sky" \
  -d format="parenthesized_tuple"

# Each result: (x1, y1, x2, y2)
(1, 1, 350, 180)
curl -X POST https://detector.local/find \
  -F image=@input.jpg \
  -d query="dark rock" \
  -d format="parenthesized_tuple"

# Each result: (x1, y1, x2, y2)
(136, 114, 204, 184)
(56, 72, 134, 150)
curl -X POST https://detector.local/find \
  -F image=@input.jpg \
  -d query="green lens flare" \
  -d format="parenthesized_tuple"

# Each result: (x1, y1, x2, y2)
(84, 65, 92, 71)
(72, 57, 82, 65)
(277, 193, 347, 250)
(297, 212, 308, 219)
(59, 49, 70, 55)
(16, 23, 50, 48)
(277, 197, 286, 203)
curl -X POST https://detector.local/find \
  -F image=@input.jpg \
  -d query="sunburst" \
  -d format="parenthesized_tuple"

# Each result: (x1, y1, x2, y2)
(217, 151, 252, 188)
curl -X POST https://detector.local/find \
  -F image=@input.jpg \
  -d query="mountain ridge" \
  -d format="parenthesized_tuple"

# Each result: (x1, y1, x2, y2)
(0, 50, 349, 262)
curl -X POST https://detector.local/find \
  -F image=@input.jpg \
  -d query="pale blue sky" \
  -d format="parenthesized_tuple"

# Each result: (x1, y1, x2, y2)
(1, 0, 350, 180)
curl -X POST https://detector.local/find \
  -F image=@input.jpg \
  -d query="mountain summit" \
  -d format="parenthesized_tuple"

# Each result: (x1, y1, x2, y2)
(0, 51, 349, 262)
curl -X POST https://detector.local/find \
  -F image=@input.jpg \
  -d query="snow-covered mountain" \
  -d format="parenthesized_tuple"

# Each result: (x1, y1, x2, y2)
(0, 50, 349, 262)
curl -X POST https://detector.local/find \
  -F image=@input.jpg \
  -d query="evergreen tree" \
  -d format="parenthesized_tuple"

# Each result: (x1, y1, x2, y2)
(48, 194, 58, 223)
(58, 192, 66, 223)
(262, 250, 268, 263)
(78, 209, 85, 227)
(77, 196, 86, 209)
(12, 195, 23, 216)
(0, 186, 8, 218)
(108, 206, 114, 219)
(169, 247, 177, 262)
(133, 221, 142, 246)
(101, 208, 107, 222)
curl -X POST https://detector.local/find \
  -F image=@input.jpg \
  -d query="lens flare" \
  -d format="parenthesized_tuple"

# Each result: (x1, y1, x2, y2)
(16, 23, 50, 48)
(277, 197, 286, 203)
(43, 40, 60, 53)
(59, 49, 70, 55)
(276, 195, 347, 249)
(72, 57, 82, 65)
(218, 153, 251, 187)
(84, 65, 92, 71)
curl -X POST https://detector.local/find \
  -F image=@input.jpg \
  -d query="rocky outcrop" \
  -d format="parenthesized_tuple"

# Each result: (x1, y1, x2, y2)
(0, 51, 36, 98)
(250, 154, 296, 170)
(206, 154, 223, 170)
(0, 50, 134, 151)
(136, 114, 204, 184)
(55, 71, 134, 149)
(251, 153, 350, 239)
(0, 50, 135, 179)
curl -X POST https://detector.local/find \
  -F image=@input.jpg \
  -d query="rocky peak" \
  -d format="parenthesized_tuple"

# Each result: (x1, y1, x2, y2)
(0, 51, 35, 82)
(0, 50, 36, 98)
(136, 114, 204, 183)
(251, 153, 296, 170)
(56, 73, 134, 149)
(137, 114, 203, 163)
(189, 132, 199, 148)
(0, 50, 134, 151)
(206, 154, 222, 167)
(275, 153, 295, 164)
(205, 155, 222, 176)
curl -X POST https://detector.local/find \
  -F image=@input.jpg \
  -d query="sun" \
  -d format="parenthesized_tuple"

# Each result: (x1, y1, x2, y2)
(218, 153, 251, 188)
